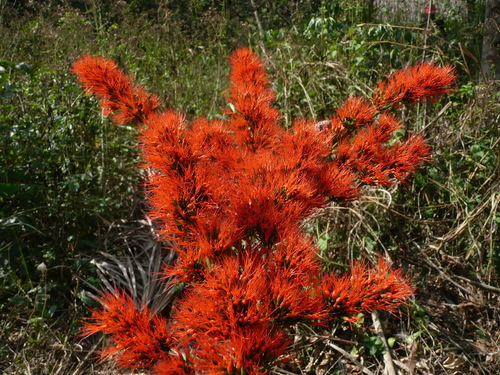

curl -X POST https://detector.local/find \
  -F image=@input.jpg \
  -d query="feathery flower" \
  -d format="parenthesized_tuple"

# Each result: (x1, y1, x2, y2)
(154, 355, 195, 375)
(226, 47, 281, 149)
(81, 290, 172, 369)
(193, 325, 291, 374)
(72, 55, 161, 124)
(336, 96, 377, 129)
(336, 112, 431, 186)
(73, 48, 456, 374)
(373, 62, 456, 109)
(322, 258, 415, 322)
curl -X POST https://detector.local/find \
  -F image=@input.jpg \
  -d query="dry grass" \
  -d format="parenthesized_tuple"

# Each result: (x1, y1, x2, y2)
(3, 142, 498, 375)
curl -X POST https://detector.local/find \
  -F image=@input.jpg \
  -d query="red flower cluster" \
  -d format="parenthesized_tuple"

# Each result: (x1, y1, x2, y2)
(373, 62, 456, 109)
(72, 55, 161, 124)
(73, 48, 456, 374)
(81, 291, 173, 369)
(322, 258, 417, 322)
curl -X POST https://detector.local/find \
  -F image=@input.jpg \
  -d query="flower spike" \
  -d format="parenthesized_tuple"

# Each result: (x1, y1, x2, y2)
(73, 48, 456, 374)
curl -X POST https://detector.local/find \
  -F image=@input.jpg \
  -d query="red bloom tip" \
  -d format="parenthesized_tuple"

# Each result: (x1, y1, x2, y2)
(322, 258, 415, 321)
(336, 96, 377, 129)
(154, 353, 195, 375)
(81, 290, 172, 370)
(72, 55, 161, 124)
(194, 326, 291, 374)
(373, 62, 457, 109)
(226, 48, 281, 148)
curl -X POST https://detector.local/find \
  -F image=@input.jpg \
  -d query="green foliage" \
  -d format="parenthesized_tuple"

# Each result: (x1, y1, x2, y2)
(0, 58, 140, 306)
(0, 1, 235, 319)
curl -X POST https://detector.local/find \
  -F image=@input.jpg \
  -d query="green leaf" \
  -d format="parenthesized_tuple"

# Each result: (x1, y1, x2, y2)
(8, 296, 31, 306)
(317, 233, 331, 252)
(0, 183, 22, 196)
(77, 290, 100, 307)
(387, 337, 396, 348)
(47, 304, 58, 318)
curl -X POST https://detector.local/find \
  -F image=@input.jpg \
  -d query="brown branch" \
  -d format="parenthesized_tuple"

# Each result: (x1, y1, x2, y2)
(325, 341, 376, 375)
(371, 310, 398, 375)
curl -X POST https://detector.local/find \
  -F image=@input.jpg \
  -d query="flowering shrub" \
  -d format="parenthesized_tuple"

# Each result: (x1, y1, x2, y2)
(72, 48, 455, 374)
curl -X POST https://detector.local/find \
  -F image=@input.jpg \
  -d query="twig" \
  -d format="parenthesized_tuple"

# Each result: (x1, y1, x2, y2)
(291, 73, 315, 118)
(357, 23, 427, 31)
(325, 341, 375, 375)
(371, 310, 398, 375)
(250, 0, 264, 40)
(272, 368, 299, 375)
(421, 101, 452, 132)
(306, 334, 357, 345)
(393, 359, 412, 374)
(413, 241, 474, 297)
(454, 275, 500, 293)
(422, 0, 434, 61)
(71, 339, 102, 375)
(363, 40, 440, 54)
(427, 180, 499, 246)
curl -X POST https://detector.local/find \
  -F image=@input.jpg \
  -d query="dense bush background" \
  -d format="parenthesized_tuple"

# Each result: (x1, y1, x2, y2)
(1, 1, 498, 374)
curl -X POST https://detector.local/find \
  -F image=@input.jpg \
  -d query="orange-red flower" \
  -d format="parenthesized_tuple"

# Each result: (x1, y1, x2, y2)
(73, 48, 456, 374)
(335, 112, 431, 186)
(154, 355, 195, 375)
(193, 325, 291, 374)
(336, 96, 377, 129)
(81, 290, 172, 369)
(226, 47, 281, 150)
(322, 258, 415, 322)
(373, 62, 456, 109)
(72, 55, 161, 124)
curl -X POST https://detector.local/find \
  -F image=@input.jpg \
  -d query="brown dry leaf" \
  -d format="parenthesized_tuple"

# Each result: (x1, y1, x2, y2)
(442, 353, 467, 370)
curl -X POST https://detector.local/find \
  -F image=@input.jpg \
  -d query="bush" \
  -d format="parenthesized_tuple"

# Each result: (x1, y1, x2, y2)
(72, 47, 456, 374)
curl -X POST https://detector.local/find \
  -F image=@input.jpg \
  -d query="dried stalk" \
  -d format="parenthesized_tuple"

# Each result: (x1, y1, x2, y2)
(371, 310, 398, 375)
